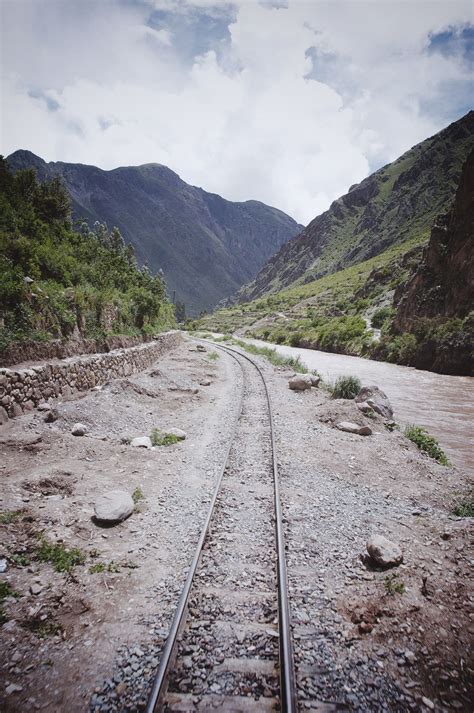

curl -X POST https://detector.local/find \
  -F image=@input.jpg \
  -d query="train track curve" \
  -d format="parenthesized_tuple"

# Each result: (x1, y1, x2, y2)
(145, 341, 297, 712)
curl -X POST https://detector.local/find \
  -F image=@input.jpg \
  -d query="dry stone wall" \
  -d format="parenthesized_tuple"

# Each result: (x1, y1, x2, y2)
(0, 331, 182, 423)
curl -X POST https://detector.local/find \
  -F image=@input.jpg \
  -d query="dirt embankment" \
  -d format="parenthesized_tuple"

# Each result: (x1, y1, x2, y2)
(0, 337, 472, 712)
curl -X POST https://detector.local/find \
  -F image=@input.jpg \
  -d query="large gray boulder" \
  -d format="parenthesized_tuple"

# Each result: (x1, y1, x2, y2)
(288, 375, 312, 391)
(165, 428, 186, 440)
(366, 534, 403, 568)
(94, 490, 134, 524)
(356, 386, 393, 419)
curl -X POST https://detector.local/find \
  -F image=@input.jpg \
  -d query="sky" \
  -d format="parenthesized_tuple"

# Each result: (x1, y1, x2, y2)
(1, 0, 473, 224)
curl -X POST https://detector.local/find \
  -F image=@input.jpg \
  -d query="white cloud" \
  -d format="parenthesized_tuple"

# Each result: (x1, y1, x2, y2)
(1, 0, 472, 224)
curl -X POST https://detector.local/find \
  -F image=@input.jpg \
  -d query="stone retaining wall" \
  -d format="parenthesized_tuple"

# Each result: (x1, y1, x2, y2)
(0, 330, 182, 423)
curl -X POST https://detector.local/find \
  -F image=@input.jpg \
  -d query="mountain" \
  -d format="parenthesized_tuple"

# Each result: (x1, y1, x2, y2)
(238, 111, 474, 303)
(6, 151, 302, 315)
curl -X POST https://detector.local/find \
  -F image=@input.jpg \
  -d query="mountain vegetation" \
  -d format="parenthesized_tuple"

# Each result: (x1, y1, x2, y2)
(0, 158, 174, 356)
(196, 112, 474, 375)
(6, 151, 302, 316)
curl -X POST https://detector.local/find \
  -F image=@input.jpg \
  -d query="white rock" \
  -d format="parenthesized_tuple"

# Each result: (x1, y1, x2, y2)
(199, 379, 211, 387)
(29, 583, 42, 596)
(165, 428, 186, 440)
(94, 490, 134, 524)
(37, 402, 52, 412)
(130, 436, 152, 449)
(5, 683, 23, 694)
(71, 423, 87, 436)
(336, 421, 372, 436)
(0, 559, 7, 573)
(288, 375, 312, 391)
(310, 375, 321, 387)
(366, 534, 403, 568)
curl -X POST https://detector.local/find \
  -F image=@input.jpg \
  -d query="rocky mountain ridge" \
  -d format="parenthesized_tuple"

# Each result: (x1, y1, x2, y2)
(237, 110, 474, 303)
(6, 151, 302, 316)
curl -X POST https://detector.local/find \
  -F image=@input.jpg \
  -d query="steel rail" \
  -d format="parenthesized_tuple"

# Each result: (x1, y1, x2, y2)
(214, 342, 297, 713)
(145, 339, 297, 713)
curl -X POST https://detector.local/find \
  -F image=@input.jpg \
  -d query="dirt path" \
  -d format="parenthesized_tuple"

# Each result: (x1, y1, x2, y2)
(0, 337, 472, 712)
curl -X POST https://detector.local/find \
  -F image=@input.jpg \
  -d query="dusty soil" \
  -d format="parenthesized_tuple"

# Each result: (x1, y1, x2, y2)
(0, 336, 472, 712)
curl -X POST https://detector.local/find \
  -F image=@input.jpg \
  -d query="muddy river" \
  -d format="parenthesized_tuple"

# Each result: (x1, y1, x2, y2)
(243, 338, 473, 473)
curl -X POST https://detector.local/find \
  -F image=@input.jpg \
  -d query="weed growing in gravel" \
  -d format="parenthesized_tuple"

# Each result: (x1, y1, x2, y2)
(404, 425, 449, 465)
(10, 552, 30, 567)
(384, 574, 405, 595)
(207, 351, 219, 361)
(132, 487, 144, 504)
(330, 375, 361, 399)
(232, 339, 308, 373)
(0, 511, 21, 525)
(150, 429, 180, 447)
(453, 490, 474, 517)
(36, 538, 86, 572)
(89, 561, 120, 574)
(23, 618, 63, 638)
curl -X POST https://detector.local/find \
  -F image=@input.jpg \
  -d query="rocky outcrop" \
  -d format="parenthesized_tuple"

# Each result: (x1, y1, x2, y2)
(0, 331, 181, 422)
(391, 149, 474, 375)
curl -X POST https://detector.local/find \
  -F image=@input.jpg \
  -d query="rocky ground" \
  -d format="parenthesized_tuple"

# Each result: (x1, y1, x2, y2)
(0, 336, 472, 712)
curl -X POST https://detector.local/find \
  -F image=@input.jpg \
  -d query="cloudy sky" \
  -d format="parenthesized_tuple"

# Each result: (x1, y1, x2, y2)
(1, 0, 473, 224)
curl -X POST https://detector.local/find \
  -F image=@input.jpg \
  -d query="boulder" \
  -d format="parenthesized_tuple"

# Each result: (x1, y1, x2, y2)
(337, 421, 372, 436)
(366, 534, 403, 568)
(310, 374, 321, 387)
(288, 375, 312, 391)
(37, 402, 52, 412)
(72, 422, 87, 436)
(356, 386, 393, 419)
(0, 406, 8, 425)
(165, 428, 186, 440)
(94, 490, 134, 524)
(130, 436, 152, 449)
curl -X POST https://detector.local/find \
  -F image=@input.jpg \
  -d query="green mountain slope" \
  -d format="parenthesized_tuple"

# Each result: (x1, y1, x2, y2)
(6, 151, 302, 316)
(238, 111, 474, 302)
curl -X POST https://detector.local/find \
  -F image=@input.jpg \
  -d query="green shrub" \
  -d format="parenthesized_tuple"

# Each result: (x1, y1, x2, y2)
(384, 574, 405, 595)
(207, 351, 219, 361)
(150, 429, 180, 447)
(404, 425, 449, 465)
(372, 307, 394, 329)
(132, 486, 144, 504)
(331, 375, 361, 399)
(453, 490, 474, 517)
(0, 510, 21, 525)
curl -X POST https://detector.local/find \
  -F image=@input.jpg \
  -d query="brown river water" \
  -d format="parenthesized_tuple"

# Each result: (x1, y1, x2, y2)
(243, 338, 473, 474)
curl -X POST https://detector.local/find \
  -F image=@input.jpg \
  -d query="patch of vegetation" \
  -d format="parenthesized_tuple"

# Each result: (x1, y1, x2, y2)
(384, 574, 406, 595)
(371, 307, 394, 329)
(207, 351, 219, 361)
(9, 552, 30, 567)
(453, 490, 474, 517)
(404, 425, 449, 465)
(150, 429, 180, 447)
(23, 618, 63, 638)
(89, 561, 120, 574)
(0, 157, 175, 353)
(36, 538, 86, 572)
(0, 580, 19, 622)
(132, 487, 144, 504)
(330, 375, 361, 399)
(0, 510, 21, 525)
(232, 339, 308, 373)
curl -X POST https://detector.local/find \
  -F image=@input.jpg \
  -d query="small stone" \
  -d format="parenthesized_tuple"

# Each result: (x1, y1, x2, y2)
(337, 421, 371, 436)
(94, 490, 134, 524)
(310, 374, 320, 387)
(0, 559, 8, 573)
(404, 650, 416, 665)
(5, 683, 23, 694)
(0, 406, 8, 425)
(366, 534, 403, 568)
(288, 375, 312, 391)
(115, 682, 127, 696)
(37, 402, 52, 412)
(30, 583, 42, 596)
(71, 423, 87, 437)
(358, 621, 373, 634)
(44, 409, 58, 423)
(199, 379, 211, 387)
(422, 697, 435, 710)
(130, 436, 152, 449)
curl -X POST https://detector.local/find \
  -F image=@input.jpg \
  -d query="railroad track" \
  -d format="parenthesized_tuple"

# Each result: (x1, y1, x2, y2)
(145, 341, 297, 712)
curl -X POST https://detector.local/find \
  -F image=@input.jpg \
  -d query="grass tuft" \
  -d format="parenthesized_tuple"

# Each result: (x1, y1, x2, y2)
(232, 339, 308, 373)
(36, 538, 86, 572)
(132, 487, 144, 504)
(404, 425, 449, 465)
(0, 511, 21, 525)
(330, 375, 361, 399)
(453, 490, 474, 517)
(89, 561, 120, 574)
(384, 574, 405, 595)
